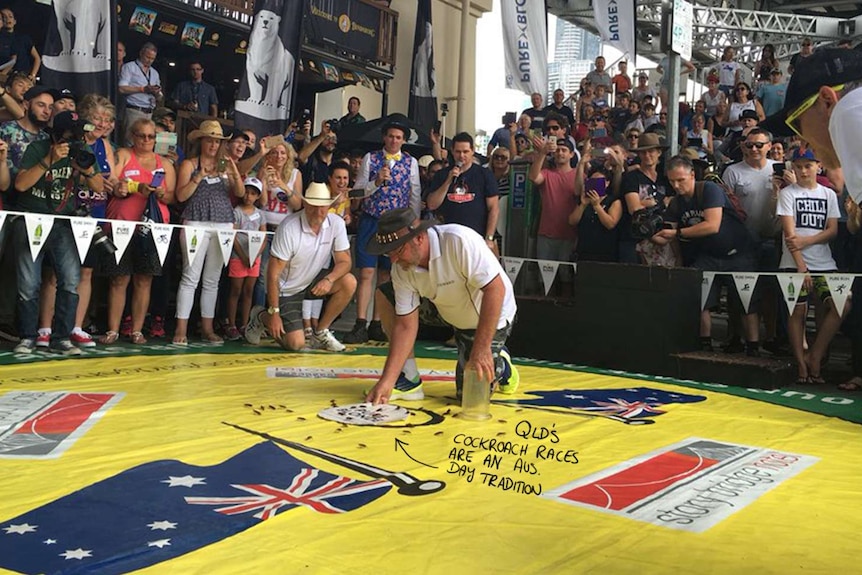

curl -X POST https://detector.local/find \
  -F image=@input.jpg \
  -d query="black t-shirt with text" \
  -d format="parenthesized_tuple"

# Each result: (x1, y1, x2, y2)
(619, 168, 671, 243)
(428, 163, 498, 236)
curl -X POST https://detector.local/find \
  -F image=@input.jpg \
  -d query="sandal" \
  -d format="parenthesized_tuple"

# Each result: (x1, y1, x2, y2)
(171, 336, 188, 346)
(807, 375, 826, 385)
(99, 330, 119, 345)
(838, 376, 862, 391)
(130, 331, 147, 345)
(201, 332, 224, 345)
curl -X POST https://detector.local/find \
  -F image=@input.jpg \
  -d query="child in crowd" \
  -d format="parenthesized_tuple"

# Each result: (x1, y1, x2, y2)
(225, 177, 267, 341)
(776, 149, 842, 385)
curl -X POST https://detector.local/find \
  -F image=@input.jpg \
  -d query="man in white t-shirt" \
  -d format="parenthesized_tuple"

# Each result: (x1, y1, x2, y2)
(363, 208, 519, 404)
(244, 182, 356, 352)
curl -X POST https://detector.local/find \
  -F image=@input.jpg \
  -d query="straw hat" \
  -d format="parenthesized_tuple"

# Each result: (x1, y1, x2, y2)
(302, 182, 338, 207)
(188, 120, 228, 141)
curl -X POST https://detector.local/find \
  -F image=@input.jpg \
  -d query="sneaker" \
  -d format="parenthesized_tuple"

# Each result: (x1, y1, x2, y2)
(49, 339, 83, 356)
(722, 339, 745, 354)
(745, 342, 761, 358)
(342, 321, 368, 344)
(390, 372, 424, 401)
(304, 327, 319, 349)
(71, 330, 97, 348)
(244, 305, 266, 345)
(13, 338, 35, 354)
(497, 348, 520, 394)
(149, 315, 166, 338)
(368, 320, 388, 342)
(312, 328, 346, 352)
(224, 325, 242, 341)
(120, 315, 133, 337)
(762, 339, 790, 357)
(35, 332, 51, 348)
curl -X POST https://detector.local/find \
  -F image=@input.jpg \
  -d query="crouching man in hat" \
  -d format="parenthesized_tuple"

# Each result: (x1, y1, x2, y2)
(244, 182, 356, 352)
(364, 208, 519, 404)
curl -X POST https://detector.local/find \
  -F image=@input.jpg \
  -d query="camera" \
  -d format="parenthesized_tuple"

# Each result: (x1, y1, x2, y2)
(69, 141, 96, 170)
(74, 204, 117, 255)
(631, 206, 665, 240)
(297, 108, 311, 126)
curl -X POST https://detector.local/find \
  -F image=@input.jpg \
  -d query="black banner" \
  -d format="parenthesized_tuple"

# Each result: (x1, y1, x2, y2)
(408, 0, 438, 132)
(233, 0, 304, 139)
(305, 0, 381, 62)
(40, 0, 117, 103)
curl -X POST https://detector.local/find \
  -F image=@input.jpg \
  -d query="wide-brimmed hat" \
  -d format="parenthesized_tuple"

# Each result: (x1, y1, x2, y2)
(365, 207, 436, 256)
(188, 120, 228, 141)
(302, 182, 338, 207)
(630, 132, 668, 151)
(381, 113, 411, 139)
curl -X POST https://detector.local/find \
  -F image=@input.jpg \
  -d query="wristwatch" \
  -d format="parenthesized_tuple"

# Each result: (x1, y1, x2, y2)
(266, 306, 280, 315)
(485, 235, 495, 241)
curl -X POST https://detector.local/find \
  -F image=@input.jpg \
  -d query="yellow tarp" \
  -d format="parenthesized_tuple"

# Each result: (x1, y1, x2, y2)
(0, 353, 859, 574)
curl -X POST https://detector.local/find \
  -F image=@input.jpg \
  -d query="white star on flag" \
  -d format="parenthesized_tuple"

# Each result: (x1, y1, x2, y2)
(3, 523, 37, 534)
(147, 520, 177, 531)
(44, 539, 57, 545)
(161, 475, 206, 487)
(60, 548, 92, 560)
(147, 538, 171, 549)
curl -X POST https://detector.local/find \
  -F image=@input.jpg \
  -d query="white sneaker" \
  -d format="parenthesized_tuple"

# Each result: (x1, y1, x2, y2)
(244, 305, 266, 345)
(312, 328, 346, 352)
(304, 327, 319, 349)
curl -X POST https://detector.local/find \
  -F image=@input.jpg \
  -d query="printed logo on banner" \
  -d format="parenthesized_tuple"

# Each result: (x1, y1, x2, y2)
(824, 274, 854, 317)
(151, 223, 173, 266)
(111, 221, 136, 264)
(246, 231, 267, 267)
(732, 273, 759, 313)
(24, 214, 55, 262)
(68, 217, 97, 264)
(543, 437, 818, 532)
(538, 260, 559, 296)
(501, 257, 524, 286)
(184, 227, 205, 267)
(0, 391, 123, 459)
(776, 272, 805, 315)
(216, 229, 236, 268)
(158, 21, 179, 36)
(266, 366, 456, 381)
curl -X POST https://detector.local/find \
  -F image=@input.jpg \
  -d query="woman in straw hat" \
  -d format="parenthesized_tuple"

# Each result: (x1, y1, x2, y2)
(172, 119, 244, 345)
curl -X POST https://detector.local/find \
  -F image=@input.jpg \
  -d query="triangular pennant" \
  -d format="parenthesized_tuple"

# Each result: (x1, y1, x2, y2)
(732, 273, 760, 314)
(538, 260, 560, 296)
(0, 212, 6, 238)
(824, 273, 854, 317)
(24, 214, 55, 262)
(501, 257, 524, 286)
(775, 273, 806, 316)
(68, 217, 98, 264)
(111, 221, 136, 265)
(150, 224, 173, 267)
(184, 227, 206, 267)
(216, 229, 236, 268)
(701, 272, 715, 311)
(246, 231, 267, 267)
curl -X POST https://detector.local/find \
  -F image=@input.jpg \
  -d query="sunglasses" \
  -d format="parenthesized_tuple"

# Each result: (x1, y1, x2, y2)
(628, 134, 640, 139)
(743, 141, 769, 149)
(134, 133, 156, 140)
(492, 154, 509, 160)
(546, 125, 562, 130)
(735, 87, 748, 92)
(785, 83, 844, 137)
(659, 113, 667, 116)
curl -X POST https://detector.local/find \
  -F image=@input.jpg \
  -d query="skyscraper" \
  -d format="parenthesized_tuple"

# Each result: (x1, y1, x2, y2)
(548, 20, 602, 102)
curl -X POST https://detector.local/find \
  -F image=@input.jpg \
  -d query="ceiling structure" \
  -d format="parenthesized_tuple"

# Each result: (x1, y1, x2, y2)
(546, 0, 862, 67)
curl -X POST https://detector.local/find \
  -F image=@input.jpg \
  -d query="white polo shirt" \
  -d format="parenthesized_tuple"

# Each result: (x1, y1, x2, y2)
(392, 224, 517, 331)
(270, 211, 350, 297)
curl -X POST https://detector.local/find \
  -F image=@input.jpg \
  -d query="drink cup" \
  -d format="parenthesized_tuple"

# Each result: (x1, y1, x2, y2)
(461, 367, 491, 421)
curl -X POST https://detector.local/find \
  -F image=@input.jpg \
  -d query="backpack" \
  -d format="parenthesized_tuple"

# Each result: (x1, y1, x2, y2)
(695, 175, 748, 222)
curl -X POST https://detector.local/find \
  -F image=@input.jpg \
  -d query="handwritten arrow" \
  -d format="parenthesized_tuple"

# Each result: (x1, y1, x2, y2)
(395, 438, 438, 469)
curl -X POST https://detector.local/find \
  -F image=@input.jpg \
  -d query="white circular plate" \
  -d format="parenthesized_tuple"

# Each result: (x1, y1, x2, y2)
(318, 402, 410, 426)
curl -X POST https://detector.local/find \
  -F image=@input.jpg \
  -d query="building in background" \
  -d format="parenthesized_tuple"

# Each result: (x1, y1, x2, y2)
(546, 21, 601, 101)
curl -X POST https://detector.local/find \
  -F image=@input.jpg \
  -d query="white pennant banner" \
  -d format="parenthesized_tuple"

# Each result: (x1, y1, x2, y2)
(24, 214, 54, 262)
(68, 217, 98, 264)
(538, 260, 560, 296)
(701, 272, 715, 311)
(246, 231, 267, 267)
(824, 273, 854, 317)
(184, 227, 206, 267)
(0, 212, 6, 239)
(216, 229, 236, 268)
(150, 224, 173, 267)
(501, 257, 524, 286)
(111, 221, 136, 264)
(732, 273, 759, 314)
(775, 273, 806, 316)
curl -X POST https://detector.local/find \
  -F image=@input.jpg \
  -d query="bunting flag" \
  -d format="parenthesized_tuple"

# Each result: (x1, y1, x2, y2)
(408, 0, 438, 131)
(538, 260, 560, 296)
(246, 231, 267, 267)
(776, 273, 806, 315)
(701, 272, 715, 311)
(150, 224, 173, 267)
(233, 0, 305, 139)
(824, 273, 854, 317)
(24, 214, 54, 262)
(216, 229, 237, 268)
(111, 222, 136, 265)
(593, 0, 637, 59)
(40, 0, 117, 104)
(732, 273, 759, 314)
(501, 0, 547, 96)
(69, 217, 98, 264)
(183, 228, 205, 268)
(0, 212, 6, 238)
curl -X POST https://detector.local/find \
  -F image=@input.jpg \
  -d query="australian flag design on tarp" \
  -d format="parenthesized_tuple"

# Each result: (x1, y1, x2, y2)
(0, 441, 390, 574)
(494, 387, 706, 424)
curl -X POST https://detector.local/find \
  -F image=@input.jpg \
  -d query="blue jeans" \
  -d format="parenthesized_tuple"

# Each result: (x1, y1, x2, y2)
(253, 236, 271, 308)
(13, 217, 80, 340)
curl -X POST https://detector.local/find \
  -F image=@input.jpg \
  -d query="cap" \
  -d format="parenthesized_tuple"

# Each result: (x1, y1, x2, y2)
(152, 106, 176, 121)
(23, 85, 54, 100)
(417, 155, 435, 169)
(792, 148, 818, 162)
(243, 177, 263, 193)
(51, 88, 76, 102)
(740, 109, 760, 121)
(558, 138, 575, 152)
(229, 128, 250, 141)
(50, 111, 94, 136)
(763, 48, 862, 136)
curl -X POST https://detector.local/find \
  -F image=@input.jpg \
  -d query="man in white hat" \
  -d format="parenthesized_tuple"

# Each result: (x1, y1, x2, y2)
(245, 182, 356, 352)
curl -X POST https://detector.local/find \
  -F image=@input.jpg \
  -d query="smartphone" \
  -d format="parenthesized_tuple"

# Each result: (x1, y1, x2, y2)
(585, 177, 607, 197)
(150, 169, 165, 188)
(217, 157, 228, 172)
(688, 137, 703, 149)
(263, 135, 283, 150)
(548, 135, 557, 146)
(590, 127, 608, 138)
(773, 163, 786, 176)
(348, 188, 368, 199)
(502, 111, 517, 125)
(433, 120, 442, 133)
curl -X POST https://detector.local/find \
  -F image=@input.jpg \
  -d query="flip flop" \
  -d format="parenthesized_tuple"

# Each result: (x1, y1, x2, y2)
(838, 377, 862, 391)
(807, 375, 826, 385)
(171, 337, 188, 346)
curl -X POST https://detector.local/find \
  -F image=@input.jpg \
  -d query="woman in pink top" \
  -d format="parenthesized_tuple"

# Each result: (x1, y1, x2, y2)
(101, 118, 176, 344)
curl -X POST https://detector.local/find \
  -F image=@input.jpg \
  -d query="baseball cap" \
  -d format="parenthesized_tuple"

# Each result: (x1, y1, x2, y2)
(243, 177, 263, 194)
(558, 138, 575, 152)
(229, 128, 250, 141)
(763, 48, 862, 136)
(152, 106, 176, 121)
(740, 109, 760, 121)
(791, 148, 818, 162)
(23, 85, 54, 100)
(50, 88, 76, 103)
(417, 155, 435, 168)
(50, 111, 94, 136)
